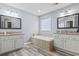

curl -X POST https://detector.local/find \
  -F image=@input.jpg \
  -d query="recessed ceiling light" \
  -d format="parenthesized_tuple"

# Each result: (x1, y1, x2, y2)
(52, 3, 59, 5)
(37, 10, 41, 13)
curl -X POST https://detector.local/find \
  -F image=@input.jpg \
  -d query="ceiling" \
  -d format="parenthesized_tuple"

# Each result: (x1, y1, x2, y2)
(5, 3, 73, 16)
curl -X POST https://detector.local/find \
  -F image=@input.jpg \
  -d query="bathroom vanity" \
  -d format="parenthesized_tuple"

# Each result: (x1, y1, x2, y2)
(0, 32, 24, 54)
(55, 12, 79, 55)
(53, 33, 79, 55)
(0, 14, 24, 55)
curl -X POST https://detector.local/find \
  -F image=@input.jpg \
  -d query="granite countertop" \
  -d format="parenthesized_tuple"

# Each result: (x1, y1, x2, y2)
(0, 33, 24, 36)
(54, 33, 79, 35)
(0, 32, 24, 36)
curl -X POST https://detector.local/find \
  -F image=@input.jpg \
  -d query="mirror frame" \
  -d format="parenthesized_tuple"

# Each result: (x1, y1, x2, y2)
(57, 13, 79, 29)
(0, 15, 22, 29)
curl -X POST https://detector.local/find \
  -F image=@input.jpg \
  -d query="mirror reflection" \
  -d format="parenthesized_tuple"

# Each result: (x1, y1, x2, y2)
(0, 15, 21, 29)
(58, 14, 78, 28)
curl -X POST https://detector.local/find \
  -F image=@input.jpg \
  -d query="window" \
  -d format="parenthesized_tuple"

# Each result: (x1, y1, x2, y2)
(40, 17, 51, 32)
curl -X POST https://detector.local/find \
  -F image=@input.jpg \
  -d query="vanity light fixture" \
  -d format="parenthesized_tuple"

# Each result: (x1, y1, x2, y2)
(59, 9, 75, 17)
(37, 9, 41, 13)
(11, 11, 19, 16)
(59, 12, 65, 17)
(67, 9, 74, 14)
(0, 7, 19, 17)
(4, 10, 19, 17)
(4, 10, 10, 14)
(52, 3, 59, 5)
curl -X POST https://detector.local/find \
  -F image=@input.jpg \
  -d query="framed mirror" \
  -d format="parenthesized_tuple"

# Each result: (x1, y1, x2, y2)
(0, 15, 21, 29)
(57, 13, 79, 29)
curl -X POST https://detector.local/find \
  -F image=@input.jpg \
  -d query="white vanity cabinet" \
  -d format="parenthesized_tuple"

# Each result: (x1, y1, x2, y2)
(1, 36, 14, 54)
(0, 35, 24, 54)
(53, 34, 79, 55)
(65, 36, 75, 52)
(72, 36, 79, 53)
(54, 34, 64, 49)
(0, 37, 3, 53)
(14, 35, 24, 49)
